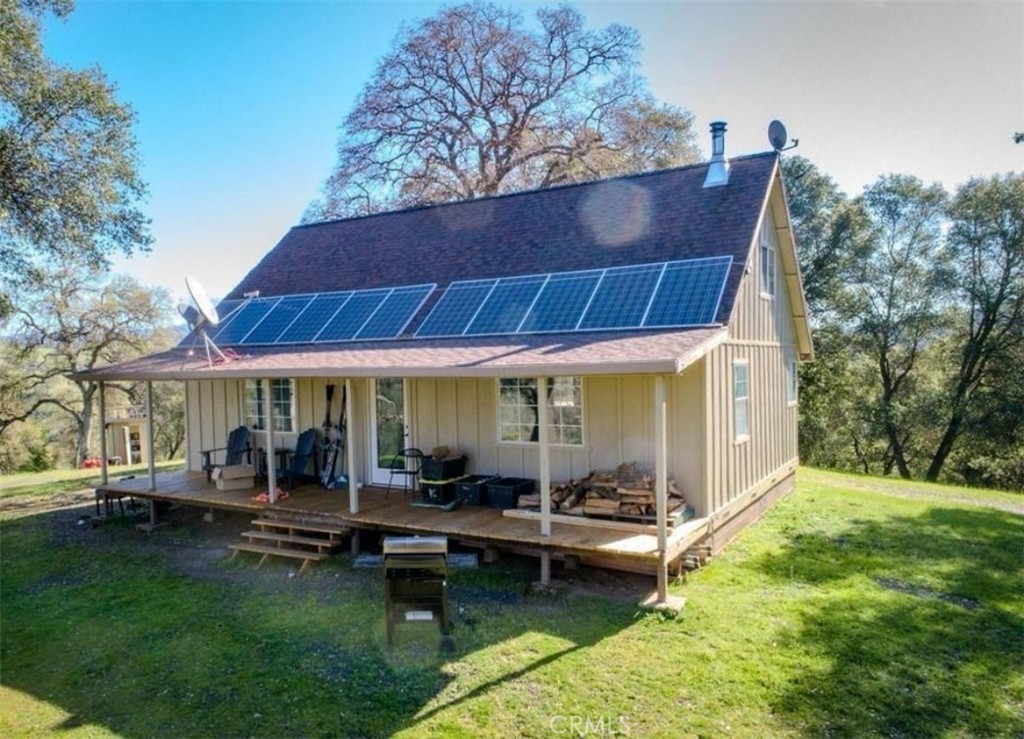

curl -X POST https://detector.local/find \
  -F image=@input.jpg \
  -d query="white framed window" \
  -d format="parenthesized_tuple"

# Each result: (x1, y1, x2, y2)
(787, 356, 798, 405)
(498, 377, 583, 446)
(760, 221, 777, 297)
(244, 379, 296, 433)
(733, 360, 750, 441)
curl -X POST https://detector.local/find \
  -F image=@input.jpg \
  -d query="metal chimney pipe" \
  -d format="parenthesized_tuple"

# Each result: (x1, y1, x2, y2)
(703, 121, 731, 188)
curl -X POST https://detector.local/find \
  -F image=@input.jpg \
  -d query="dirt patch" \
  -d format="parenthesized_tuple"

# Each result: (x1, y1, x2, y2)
(874, 576, 983, 611)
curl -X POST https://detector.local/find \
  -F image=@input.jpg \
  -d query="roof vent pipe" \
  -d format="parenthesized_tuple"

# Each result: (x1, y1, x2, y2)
(703, 121, 731, 188)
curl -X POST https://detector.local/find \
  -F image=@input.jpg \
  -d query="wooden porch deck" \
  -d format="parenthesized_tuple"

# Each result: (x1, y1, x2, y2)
(97, 471, 710, 571)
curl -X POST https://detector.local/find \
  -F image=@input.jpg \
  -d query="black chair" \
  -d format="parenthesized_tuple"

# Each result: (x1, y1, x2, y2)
(201, 425, 252, 481)
(386, 448, 424, 498)
(283, 428, 319, 491)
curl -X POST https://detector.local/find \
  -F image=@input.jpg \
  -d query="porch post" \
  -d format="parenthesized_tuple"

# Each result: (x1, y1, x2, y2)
(654, 375, 669, 602)
(537, 376, 551, 537)
(264, 378, 277, 503)
(146, 381, 156, 491)
(346, 378, 358, 514)
(538, 376, 551, 586)
(98, 381, 108, 486)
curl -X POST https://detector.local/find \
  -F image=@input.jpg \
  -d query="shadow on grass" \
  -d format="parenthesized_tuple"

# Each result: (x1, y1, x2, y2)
(756, 505, 1024, 737)
(0, 505, 634, 738)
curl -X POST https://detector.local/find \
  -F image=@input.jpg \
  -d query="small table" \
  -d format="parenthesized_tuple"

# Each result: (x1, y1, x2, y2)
(257, 447, 291, 482)
(95, 489, 136, 517)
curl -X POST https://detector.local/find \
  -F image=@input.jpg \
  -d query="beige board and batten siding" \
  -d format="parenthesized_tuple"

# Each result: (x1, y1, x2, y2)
(703, 189, 800, 516)
(184, 377, 369, 485)
(407, 367, 708, 515)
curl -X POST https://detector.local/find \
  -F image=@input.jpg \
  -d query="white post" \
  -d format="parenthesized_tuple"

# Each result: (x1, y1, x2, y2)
(98, 382, 109, 486)
(654, 375, 669, 602)
(537, 376, 551, 538)
(146, 381, 156, 491)
(264, 378, 277, 503)
(346, 378, 359, 514)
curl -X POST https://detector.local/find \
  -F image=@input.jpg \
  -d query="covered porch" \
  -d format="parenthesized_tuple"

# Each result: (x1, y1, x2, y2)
(95, 469, 712, 576)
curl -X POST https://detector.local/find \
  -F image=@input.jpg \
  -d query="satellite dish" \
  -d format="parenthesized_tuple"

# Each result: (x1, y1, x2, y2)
(768, 120, 788, 151)
(186, 275, 219, 326)
(177, 302, 200, 328)
(182, 276, 229, 367)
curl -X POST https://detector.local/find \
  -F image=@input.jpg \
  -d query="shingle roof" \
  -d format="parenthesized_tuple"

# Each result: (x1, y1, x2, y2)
(230, 152, 778, 326)
(76, 327, 728, 381)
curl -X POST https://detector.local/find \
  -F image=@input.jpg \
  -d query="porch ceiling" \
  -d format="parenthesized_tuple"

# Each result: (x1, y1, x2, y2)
(72, 326, 727, 381)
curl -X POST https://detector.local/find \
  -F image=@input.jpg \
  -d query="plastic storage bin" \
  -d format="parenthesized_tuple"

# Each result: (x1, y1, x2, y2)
(486, 477, 535, 510)
(454, 474, 499, 506)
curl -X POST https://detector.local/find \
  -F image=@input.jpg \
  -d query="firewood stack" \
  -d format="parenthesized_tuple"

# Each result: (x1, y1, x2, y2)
(516, 462, 690, 525)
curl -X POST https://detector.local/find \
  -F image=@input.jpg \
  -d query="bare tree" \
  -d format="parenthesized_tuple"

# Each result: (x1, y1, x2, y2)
(307, 2, 698, 219)
(1, 265, 171, 466)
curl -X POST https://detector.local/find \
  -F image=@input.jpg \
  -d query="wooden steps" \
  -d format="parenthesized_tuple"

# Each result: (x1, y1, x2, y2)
(229, 516, 350, 575)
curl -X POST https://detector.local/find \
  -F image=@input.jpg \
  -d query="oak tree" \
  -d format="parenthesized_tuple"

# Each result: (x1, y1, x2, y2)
(0, 0, 151, 309)
(308, 2, 698, 219)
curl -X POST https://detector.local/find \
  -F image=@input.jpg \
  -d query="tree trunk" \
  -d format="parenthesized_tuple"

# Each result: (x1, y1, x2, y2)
(926, 415, 964, 482)
(76, 385, 96, 467)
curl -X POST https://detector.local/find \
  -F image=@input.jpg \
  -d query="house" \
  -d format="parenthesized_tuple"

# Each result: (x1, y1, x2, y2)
(79, 123, 812, 603)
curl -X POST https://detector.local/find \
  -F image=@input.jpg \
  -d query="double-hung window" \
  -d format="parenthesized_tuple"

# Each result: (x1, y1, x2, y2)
(733, 360, 750, 441)
(498, 377, 583, 446)
(244, 379, 296, 433)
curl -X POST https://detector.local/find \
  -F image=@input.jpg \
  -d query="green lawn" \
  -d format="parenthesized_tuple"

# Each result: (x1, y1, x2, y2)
(0, 460, 184, 499)
(1, 468, 1020, 737)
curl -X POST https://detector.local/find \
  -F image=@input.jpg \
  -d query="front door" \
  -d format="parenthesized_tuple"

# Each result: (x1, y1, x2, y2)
(369, 378, 409, 485)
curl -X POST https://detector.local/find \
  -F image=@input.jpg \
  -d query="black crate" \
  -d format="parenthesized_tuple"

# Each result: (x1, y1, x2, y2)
(455, 474, 499, 506)
(420, 480, 456, 505)
(421, 455, 467, 481)
(487, 477, 535, 510)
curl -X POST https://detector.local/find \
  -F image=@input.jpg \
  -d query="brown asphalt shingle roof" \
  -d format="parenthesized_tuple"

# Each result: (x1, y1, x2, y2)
(76, 154, 780, 380)
(230, 153, 778, 327)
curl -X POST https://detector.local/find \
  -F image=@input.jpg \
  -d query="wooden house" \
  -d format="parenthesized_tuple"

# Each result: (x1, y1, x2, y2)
(80, 123, 812, 602)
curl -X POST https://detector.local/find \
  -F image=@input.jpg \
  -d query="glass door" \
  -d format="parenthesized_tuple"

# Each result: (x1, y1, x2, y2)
(369, 378, 409, 485)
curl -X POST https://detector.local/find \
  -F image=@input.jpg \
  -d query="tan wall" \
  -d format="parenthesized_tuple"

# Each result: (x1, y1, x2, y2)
(407, 367, 708, 514)
(703, 198, 800, 515)
(185, 377, 369, 484)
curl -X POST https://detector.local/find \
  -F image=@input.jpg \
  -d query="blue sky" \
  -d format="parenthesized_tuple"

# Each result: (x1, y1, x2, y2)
(42, 1, 1023, 306)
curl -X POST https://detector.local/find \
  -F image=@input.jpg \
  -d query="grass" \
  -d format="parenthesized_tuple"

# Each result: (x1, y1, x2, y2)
(1, 468, 1021, 737)
(0, 460, 184, 499)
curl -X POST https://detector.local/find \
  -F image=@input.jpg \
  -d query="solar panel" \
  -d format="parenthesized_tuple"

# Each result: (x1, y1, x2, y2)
(577, 263, 663, 330)
(315, 289, 390, 342)
(415, 280, 496, 337)
(242, 296, 314, 344)
(276, 293, 351, 344)
(211, 300, 277, 345)
(355, 285, 434, 340)
(643, 256, 732, 327)
(518, 271, 601, 333)
(466, 275, 546, 335)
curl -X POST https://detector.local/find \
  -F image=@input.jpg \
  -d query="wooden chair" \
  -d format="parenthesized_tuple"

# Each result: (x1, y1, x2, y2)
(386, 448, 424, 498)
(283, 428, 319, 491)
(201, 425, 252, 481)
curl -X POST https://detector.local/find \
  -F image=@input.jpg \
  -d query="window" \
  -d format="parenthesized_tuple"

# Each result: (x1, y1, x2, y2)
(760, 220, 777, 297)
(244, 379, 295, 433)
(787, 356, 798, 404)
(733, 360, 750, 440)
(498, 377, 583, 446)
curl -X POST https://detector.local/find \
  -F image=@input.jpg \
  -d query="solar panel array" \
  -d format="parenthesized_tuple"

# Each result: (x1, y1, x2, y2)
(179, 256, 732, 349)
(180, 284, 435, 347)
(415, 256, 732, 338)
